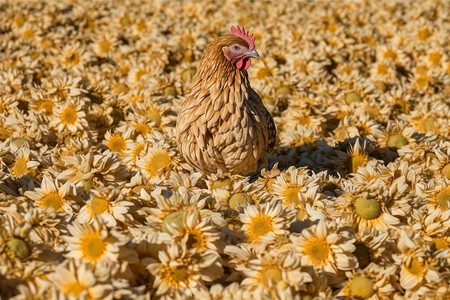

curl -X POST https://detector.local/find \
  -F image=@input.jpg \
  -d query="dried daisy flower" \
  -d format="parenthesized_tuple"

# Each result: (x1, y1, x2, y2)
(352, 228, 394, 269)
(334, 138, 378, 176)
(24, 175, 76, 214)
(382, 87, 415, 119)
(102, 129, 133, 157)
(271, 166, 321, 220)
(92, 32, 119, 58)
(395, 230, 441, 291)
(253, 163, 281, 195)
(136, 139, 178, 181)
(131, 100, 172, 132)
(416, 177, 450, 215)
(62, 219, 124, 266)
(145, 187, 211, 234)
(374, 121, 417, 162)
(59, 41, 95, 73)
(239, 249, 313, 295)
(204, 169, 248, 204)
(147, 243, 223, 299)
(290, 219, 358, 276)
(0, 217, 34, 264)
(49, 98, 89, 135)
(77, 187, 134, 227)
(9, 147, 40, 179)
(41, 75, 87, 101)
(335, 178, 412, 233)
(216, 180, 268, 212)
(240, 200, 293, 244)
(429, 143, 450, 180)
(167, 210, 222, 253)
(121, 136, 151, 171)
(339, 264, 398, 299)
(48, 259, 113, 299)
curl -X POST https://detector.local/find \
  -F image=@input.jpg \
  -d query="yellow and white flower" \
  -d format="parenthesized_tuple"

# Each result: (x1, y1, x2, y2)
(240, 200, 292, 244)
(147, 243, 223, 298)
(290, 219, 357, 275)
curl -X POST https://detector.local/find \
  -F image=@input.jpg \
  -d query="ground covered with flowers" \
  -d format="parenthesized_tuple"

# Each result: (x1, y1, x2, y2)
(0, 1, 449, 299)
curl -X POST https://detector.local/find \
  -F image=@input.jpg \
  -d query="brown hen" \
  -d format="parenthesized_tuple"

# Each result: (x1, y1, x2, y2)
(176, 26, 276, 175)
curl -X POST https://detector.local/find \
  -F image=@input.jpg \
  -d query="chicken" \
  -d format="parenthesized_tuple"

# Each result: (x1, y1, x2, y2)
(176, 26, 276, 175)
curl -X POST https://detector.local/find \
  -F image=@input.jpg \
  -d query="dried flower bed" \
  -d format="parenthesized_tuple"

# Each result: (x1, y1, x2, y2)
(0, 1, 449, 299)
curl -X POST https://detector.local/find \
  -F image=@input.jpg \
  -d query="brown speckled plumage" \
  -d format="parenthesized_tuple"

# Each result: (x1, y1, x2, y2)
(176, 34, 276, 175)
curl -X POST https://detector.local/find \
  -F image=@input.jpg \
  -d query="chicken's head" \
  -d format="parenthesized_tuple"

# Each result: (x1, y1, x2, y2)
(222, 26, 259, 70)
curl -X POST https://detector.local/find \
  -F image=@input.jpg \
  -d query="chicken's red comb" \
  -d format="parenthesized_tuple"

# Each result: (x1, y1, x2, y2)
(231, 25, 255, 49)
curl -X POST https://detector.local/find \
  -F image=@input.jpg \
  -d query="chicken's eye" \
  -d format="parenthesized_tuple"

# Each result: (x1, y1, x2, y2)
(233, 45, 240, 51)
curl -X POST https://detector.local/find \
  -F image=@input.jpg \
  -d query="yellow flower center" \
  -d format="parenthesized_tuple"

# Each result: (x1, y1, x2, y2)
(113, 84, 129, 94)
(170, 266, 189, 284)
(211, 178, 232, 189)
(261, 267, 282, 289)
(256, 68, 273, 79)
(436, 188, 450, 210)
(163, 86, 177, 97)
(80, 232, 106, 263)
(98, 40, 112, 53)
(262, 97, 275, 106)
(393, 99, 408, 113)
(37, 100, 54, 115)
(248, 215, 273, 241)
(136, 21, 147, 32)
(387, 134, 408, 149)
(405, 257, 425, 276)
(14, 14, 26, 27)
(90, 197, 109, 215)
(428, 52, 442, 66)
(276, 86, 292, 97)
(376, 63, 388, 75)
(345, 92, 362, 104)
(12, 157, 28, 177)
(127, 94, 142, 105)
(6, 237, 31, 260)
(64, 282, 88, 297)
(120, 16, 132, 27)
(181, 68, 196, 82)
(433, 237, 448, 250)
(418, 28, 432, 40)
(60, 107, 78, 125)
(64, 51, 80, 65)
(350, 276, 375, 299)
(107, 135, 126, 153)
(186, 230, 206, 251)
(383, 49, 398, 61)
(23, 28, 35, 39)
(162, 211, 184, 235)
(348, 154, 368, 173)
(145, 151, 171, 178)
(355, 197, 382, 220)
(41, 192, 63, 211)
(285, 186, 301, 205)
(229, 193, 250, 210)
(415, 75, 429, 89)
(146, 109, 161, 127)
(303, 238, 330, 265)
(419, 117, 436, 132)
(353, 243, 371, 269)
(442, 164, 450, 180)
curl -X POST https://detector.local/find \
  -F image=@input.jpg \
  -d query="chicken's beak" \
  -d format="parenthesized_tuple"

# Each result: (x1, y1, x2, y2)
(245, 49, 260, 59)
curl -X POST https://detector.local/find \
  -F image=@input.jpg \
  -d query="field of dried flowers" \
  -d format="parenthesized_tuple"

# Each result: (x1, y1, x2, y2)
(0, 1, 449, 299)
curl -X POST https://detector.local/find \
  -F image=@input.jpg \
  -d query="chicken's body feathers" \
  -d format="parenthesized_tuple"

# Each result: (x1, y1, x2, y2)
(176, 33, 275, 175)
